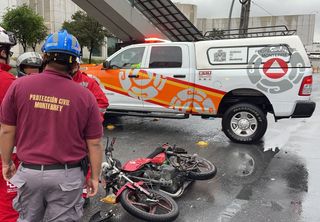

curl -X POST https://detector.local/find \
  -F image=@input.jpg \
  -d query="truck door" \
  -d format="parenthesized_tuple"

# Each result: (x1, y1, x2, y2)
(104, 46, 146, 110)
(143, 45, 193, 113)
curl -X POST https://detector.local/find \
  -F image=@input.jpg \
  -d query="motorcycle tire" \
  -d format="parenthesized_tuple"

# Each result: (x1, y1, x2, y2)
(119, 188, 179, 222)
(187, 157, 217, 180)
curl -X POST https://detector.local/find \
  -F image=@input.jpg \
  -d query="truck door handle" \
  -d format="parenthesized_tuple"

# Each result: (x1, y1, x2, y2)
(128, 75, 139, 78)
(173, 75, 186, 78)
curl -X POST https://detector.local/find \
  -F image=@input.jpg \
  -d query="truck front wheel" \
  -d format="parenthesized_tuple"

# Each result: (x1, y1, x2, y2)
(222, 103, 267, 143)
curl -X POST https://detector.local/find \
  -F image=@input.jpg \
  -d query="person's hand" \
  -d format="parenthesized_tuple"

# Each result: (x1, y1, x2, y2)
(2, 162, 16, 181)
(86, 178, 99, 197)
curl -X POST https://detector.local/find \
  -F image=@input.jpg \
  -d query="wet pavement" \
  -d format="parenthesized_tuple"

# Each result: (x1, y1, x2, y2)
(82, 74, 320, 222)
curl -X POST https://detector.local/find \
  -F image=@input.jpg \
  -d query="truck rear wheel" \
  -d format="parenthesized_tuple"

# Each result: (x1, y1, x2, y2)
(222, 103, 267, 144)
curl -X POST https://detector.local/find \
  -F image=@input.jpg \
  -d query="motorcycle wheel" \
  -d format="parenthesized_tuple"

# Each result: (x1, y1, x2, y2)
(119, 188, 179, 222)
(187, 157, 217, 180)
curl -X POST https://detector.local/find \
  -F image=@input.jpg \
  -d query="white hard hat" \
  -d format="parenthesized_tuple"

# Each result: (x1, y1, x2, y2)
(16, 52, 43, 67)
(16, 52, 43, 77)
(0, 26, 16, 47)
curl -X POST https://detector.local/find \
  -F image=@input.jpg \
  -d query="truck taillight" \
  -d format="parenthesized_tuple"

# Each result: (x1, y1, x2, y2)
(299, 75, 313, 96)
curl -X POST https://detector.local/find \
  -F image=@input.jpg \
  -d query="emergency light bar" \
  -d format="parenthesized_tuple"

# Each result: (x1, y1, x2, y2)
(144, 37, 171, 43)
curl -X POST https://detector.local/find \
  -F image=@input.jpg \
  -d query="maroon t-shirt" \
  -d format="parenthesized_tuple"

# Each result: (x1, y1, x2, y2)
(0, 69, 103, 164)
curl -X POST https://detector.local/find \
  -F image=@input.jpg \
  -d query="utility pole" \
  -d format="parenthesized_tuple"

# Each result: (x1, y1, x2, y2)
(239, 0, 251, 37)
(228, 0, 236, 36)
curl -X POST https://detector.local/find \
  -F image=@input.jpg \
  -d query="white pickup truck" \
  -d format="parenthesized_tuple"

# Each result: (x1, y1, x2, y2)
(83, 36, 315, 143)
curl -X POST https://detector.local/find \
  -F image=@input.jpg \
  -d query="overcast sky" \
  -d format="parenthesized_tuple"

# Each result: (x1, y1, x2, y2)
(172, 0, 320, 42)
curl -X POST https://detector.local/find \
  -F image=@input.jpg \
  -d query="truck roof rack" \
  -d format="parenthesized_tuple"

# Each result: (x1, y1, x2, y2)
(204, 25, 297, 40)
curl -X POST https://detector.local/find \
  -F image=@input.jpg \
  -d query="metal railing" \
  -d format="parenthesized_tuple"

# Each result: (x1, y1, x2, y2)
(204, 25, 296, 40)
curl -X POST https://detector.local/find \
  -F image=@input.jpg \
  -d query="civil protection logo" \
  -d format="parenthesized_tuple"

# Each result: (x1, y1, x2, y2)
(119, 69, 167, 100)
(247, 47, 305, 94)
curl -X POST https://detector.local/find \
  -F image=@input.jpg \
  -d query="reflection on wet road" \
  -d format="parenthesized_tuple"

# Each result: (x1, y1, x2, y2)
(83, 74, 320, 222)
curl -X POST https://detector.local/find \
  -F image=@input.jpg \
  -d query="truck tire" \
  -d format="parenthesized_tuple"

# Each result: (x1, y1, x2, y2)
(222, 103, 267, 144)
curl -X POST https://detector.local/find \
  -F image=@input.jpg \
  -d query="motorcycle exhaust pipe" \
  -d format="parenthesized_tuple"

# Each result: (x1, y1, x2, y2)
(160, 181, 193, 198)
(160, 187, 185, 198)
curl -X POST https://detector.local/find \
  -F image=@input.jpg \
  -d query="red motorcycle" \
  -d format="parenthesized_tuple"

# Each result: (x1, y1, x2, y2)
(96, 138, 179, 222)
(121, 143, 217, 198)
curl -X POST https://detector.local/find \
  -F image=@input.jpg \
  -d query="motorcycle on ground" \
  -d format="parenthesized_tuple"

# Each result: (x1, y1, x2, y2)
(121, 141, 217, 198)
(97, 138, 179, 222)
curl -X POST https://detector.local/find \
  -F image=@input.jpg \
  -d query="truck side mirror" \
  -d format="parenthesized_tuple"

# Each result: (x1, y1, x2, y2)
(102, 60, 110, 70)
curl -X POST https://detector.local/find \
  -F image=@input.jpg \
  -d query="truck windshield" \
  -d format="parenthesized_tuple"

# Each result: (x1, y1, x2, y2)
(110, 47, 145, 69)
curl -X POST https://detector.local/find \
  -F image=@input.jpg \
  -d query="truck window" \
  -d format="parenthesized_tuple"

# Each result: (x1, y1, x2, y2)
(149, 46, 182, 68)
(110, 47, 145, 69)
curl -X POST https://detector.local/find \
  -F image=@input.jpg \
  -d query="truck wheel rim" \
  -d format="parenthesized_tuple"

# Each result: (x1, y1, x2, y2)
(230, 111, 257, 137)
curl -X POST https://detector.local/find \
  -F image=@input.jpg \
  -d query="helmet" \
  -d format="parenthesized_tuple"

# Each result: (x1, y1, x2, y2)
(42, 30, 81, 58)
(0, 26, 16, 47)
(0, 26, 16, 62)
(16, 52, 43, 77)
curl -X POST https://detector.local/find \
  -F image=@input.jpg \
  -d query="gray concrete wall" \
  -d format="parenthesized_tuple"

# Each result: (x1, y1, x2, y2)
(173, 4, 315, 46)
(197, 15, 315, 46)
(175, 3, 197, 26)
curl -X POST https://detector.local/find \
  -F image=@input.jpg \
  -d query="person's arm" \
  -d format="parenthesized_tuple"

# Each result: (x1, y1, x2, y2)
(0, 80, 18, 181)
(88, 79, 109, 121)
(89, 80, 109, 110)
(84, 92, 104, 196)
(86, 137, 103, 197)
(0, 124, 16, 181)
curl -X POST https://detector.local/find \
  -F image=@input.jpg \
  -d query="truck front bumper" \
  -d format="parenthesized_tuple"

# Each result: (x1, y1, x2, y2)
(292, 101, 316, 118)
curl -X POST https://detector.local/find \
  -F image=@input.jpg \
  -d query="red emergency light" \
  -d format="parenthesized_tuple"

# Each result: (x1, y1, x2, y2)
(144, 37, 170, 43)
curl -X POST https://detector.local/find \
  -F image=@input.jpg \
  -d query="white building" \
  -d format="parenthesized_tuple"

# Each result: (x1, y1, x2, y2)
(0, 0, 108, 61)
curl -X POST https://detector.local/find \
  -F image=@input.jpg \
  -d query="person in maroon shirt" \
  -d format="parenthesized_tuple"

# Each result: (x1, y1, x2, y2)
(16, 55, 108, 208)
(0, 26, 19, 222)
(0, 30, 103, 221)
